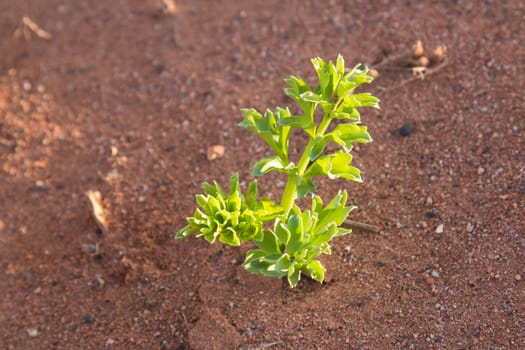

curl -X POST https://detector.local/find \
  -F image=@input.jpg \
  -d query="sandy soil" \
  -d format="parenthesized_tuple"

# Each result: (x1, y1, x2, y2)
(1, 1, 524, 349)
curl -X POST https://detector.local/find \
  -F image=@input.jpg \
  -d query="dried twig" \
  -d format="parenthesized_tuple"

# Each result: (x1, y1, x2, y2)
(247, 341, 284, 350)
(371, 51, 411, 69)
(343, 219, 380, 233)
(377, 57, 448, 93)
(21, 16, 52, 40)
(86, 190, 109, 234)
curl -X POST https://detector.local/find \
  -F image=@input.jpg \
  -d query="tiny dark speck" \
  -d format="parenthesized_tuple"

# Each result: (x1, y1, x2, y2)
(83, 314, 95, 324)
(165, 144, 176, 152)
(426, 210, 437, 219)
(399, 124, 413, 137)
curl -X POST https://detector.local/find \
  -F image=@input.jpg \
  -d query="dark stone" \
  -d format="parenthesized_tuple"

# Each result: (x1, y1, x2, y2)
(426, 210, 437, 218)
(399, 124, 413, 137)
(83, 314, 95, 324)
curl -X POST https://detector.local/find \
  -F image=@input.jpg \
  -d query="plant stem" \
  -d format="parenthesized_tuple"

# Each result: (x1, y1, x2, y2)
(280, 112, 334, 212)
(342, 219, 380, 233)
(280, 173, 297, 212)
(297, 115, 331, 175)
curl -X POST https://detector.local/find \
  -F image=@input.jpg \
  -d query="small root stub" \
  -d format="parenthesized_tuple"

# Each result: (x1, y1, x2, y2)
(343, 219, 380, 233)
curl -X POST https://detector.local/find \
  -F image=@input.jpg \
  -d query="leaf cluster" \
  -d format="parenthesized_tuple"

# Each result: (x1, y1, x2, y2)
(176, 174, 281, 246)
(244, 191, 354, 287)
(177, 55, 379, 287)
(241, 55, 378, 200)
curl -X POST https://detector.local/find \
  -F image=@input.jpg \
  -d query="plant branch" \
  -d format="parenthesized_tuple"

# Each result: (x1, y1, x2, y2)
(343, 219, 379, 233)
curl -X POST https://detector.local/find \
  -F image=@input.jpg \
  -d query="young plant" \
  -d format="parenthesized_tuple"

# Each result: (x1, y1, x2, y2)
(176, 55, 379, 287)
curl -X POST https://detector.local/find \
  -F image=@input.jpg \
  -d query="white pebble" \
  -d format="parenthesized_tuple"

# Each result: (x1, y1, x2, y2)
(431, 270, 440, 278)
(23, 81, 32, 91)
(27, 328, 38, 337)
(435, 224, 444, 233)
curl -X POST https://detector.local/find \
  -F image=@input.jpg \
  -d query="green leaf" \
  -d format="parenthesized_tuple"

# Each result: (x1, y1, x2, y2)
(243, 249, 270, 274)
(257, 199, 284, 221)
(219, 228, 241, 246)
(284, 75, 311, 96)
(305, 260, 326, 283)
(336, 81, 353, 99)
(324, 189, 347, 210)
(287, 264, 301, 287)
(333, 104, 360, 121)
(196, 194, 211, 211)
(324, 124, 372, 152)
(267, 254, 292, 278)
(309, 137, 327, 161)
(300, 91, 327, 103)
(240, 108, 289, 160)
(203, 181, 225, 197)
(312, 191, 355, 236)
(284, 76, 314, 116)
(274, 107, 292, 160)
(335, 54, 345, 77)
(229, 173, 240, 195)
(253, 156, 288, 176)
(243, 251, 290, 278)
(175, 225, 191, 239)
(227, 191, 242, 212)
(344, 93, 380, 109)
(278, 116, 315, 137)
(343, 64, 374, 88)
(286, 212, 308, 255)
(275, 220, 291, 246)
(255, 229, 281, 254)
(245, 180, 258, 209)
(296, 175, 316, 198)
(311, 57, 329, 91)
(306, 151, 362, 182)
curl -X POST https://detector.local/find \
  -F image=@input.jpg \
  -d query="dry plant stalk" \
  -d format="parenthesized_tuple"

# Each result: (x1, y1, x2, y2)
(16, 16, 52, 40)
(86, 190, 109, 234)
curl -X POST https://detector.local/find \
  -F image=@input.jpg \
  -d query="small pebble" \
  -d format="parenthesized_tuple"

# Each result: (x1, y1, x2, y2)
(477, 166, 485, 175)
(81, 243, 99, 253)
(426, 210, 437, 219)
(27, 328, 38, 337)
(207, 145, 225, 161)
(23, 81, 32, 91)
(435, 303, 442, 310)
(515, 274, 522, 281)
(435, 224, 444, 233)
(105, 338, 115, 348)
(399, 124, 413, 137)
(83, 314, 95, 324)
(426, 196, 433, 205)
(431, 270, 440, 278)
(466, 223, 474, 233)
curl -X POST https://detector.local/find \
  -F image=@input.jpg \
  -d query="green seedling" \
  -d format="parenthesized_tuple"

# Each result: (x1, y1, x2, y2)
(177, 55, 379, 287)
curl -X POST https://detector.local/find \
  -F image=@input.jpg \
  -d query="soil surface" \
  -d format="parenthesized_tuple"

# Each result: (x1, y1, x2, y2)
(1, 1, 524, 349)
